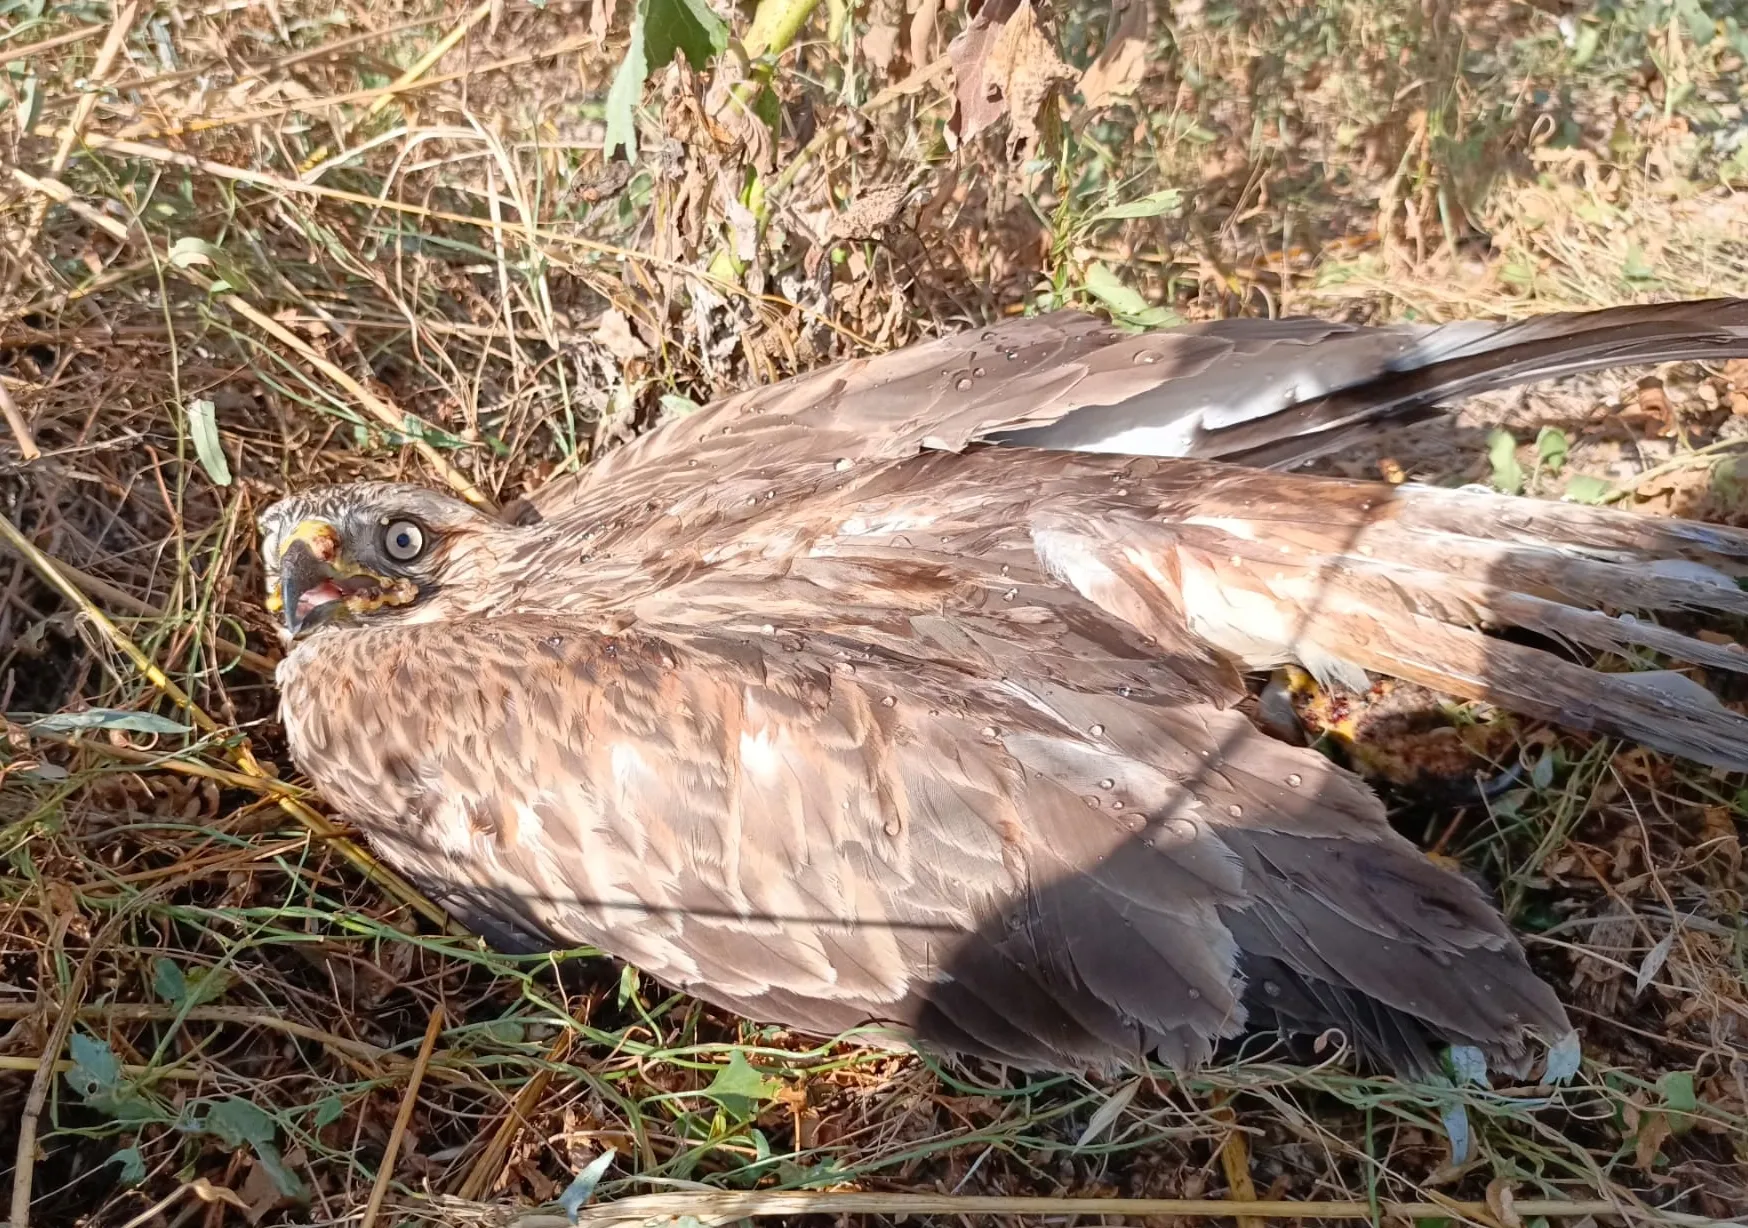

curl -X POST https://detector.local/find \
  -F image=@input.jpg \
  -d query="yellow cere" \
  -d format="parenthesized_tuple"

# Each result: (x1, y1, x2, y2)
(266, 519, 339, 611)
(285, 518, 346, 564)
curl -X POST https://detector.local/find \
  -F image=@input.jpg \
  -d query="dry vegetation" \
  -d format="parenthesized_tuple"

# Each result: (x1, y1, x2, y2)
(3, 0, 1748, 1225)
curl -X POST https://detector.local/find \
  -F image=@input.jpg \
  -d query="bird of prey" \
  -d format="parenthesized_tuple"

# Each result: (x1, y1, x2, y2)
(261, 299, 1748, 1077)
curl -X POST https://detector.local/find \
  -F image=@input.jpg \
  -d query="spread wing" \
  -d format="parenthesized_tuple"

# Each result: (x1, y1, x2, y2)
(513, 299, 1748, 528)
(279, 610, 1567, 1074)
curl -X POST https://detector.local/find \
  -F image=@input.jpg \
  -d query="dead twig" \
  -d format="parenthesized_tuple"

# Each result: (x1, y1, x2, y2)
(509, 1190, 1631, 1228)
(359, 1002, 445, 1228)
(15, 2, 138, 260)
(7, 903, 83, 1228)
(0, 375, 38, 462)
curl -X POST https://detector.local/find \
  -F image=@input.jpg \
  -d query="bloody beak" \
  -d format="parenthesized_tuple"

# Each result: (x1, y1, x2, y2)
(278, 538, 345, 637)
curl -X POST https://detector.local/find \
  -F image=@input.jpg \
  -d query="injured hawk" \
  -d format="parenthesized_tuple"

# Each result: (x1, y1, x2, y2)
(261, 298, 1748, 1076)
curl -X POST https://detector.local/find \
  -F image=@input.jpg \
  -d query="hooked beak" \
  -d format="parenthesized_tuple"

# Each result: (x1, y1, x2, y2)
(277, 538, 345, 637)
(268, 519, 415, 638)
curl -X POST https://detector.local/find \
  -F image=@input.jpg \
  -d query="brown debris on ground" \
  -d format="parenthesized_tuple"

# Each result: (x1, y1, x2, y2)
(1, 0, 1746, 1225)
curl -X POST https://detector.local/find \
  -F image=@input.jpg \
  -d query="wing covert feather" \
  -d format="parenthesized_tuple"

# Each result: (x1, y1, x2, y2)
(278, 614, 1566, 1072)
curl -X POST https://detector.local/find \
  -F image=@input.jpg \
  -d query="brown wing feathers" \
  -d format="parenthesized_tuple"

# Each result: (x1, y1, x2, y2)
(278, 620, 1569, 1076)
(1166, 297, 1748, 466)
(1052, 464, 1748, 770)
(273, 297, 1748, 1080)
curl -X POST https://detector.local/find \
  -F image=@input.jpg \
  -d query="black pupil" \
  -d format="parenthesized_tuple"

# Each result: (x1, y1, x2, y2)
(393, 528, 414, 553)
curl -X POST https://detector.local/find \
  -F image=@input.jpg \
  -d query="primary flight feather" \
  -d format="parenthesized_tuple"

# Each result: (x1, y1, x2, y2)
(262, 299, 1748, 1076)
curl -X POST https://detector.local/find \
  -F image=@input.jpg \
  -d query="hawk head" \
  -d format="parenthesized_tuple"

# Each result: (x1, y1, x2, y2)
(258, 482, 496, 639)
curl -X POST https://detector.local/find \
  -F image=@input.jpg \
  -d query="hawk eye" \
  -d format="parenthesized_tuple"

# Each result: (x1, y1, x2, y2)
(382, 519, 425, 562)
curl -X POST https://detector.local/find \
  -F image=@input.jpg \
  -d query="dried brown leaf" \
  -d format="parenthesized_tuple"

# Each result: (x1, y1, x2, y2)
(828, 181, 914, 240)
(1633, 1109, 1674, 1171)
(946, 0, 1076, 161)
(1696, 804, 1743, 877)
(702, 58, 776, 175)
(864, 22, 900, 74)
(595, 309, 649, 364)
(724, 197, 760, 262)
(1485, 1178, 1523, 1228)
(578, 160, 633, 203)
(1637, 376, 1673, 435)
(240, 1154, 298, 1225)
(1077, 0, 1149, 111)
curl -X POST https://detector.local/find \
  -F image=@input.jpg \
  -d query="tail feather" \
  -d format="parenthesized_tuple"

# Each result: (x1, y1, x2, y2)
(1384, 481, 1748, 564)
(1306, 609, 1748, 771)
(1172, 530, 1748, 677)
(1175, 468, 1748, 570)
(1038, 468, 1748, 771)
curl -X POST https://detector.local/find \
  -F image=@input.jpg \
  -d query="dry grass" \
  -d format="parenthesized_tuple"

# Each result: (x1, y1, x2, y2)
(2, 1, 1746, 1225)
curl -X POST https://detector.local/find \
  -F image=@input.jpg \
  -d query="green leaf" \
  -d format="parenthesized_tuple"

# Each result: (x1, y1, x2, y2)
(1530, 751, 1555, 791)
(185, 966, 234, 1007)
(1571, 22, 1600, 67)
(1438, 1100, 1472, 1166)
(659, 393, 704, 420)
(109, 1147, 148, 1185)
(1622, 242, 1656, 282)
(1486, 428, 1523, 495)
(752, 84, 781, 133)
(1659, 1069, 1699, 1134)
(394, 414, 471, 449)
(153, 956, 188, 1005)
(167, 236, 254, 294)
(479, 1017, 526, 1046)
(1542, 1028, 1583, 1083)
(617, 962, 641, 1008)
(1674, 0, 1714, 47)
(150, 959, 232, 1012)
(1082, 262, 1148, 315)
(558, 1149, 616, 1219)
(703, 1052, 781, 1117)
(202, 1098, 308, 1199)
(1443, 1044, 1489, 1088)
(65, 1033, 123, 1101)
(1081, 262, 1176, 328)
(605, 0, 727, 161)
(64, 1034, 166, 1120)
(252, 1143, 308, 1200)
(29, 709, 191, 736)
(204, 1097, 276, 1150)
(312, 1095, 346, 1129)
(1535, 425, 1569, 474)
(1563, 473, 1614, 504)
(186, 398, 232, 487)
(18, 73, 41, 136)
(643, 0, 728, 70)
(1092, 189, 1184, 223)
(604, 33, 649, 162)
